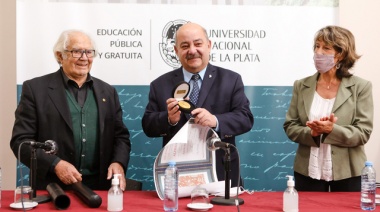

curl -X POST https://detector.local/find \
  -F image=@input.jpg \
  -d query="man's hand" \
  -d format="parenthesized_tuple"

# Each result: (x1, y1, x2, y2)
(191, 108, 217, 128)
(107, 162, 126, 191)
(167, 98, 181, 125)
(55, 160, 82, 185)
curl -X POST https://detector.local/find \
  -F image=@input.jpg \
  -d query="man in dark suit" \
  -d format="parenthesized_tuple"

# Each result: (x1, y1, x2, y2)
(10, 30, 131, 190)
(142, 22, 253, 187)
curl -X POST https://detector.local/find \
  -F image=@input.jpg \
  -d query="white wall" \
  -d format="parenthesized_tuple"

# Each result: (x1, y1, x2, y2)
(340, 0, 380, 177)
(0, 0, 17, 190)
(1, 0, 379, 190)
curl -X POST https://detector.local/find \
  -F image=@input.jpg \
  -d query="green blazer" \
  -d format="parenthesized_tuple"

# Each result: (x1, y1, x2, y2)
(284, 72, 373, 180)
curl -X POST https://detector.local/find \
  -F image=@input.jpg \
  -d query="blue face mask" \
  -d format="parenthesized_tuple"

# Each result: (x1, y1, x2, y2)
(313, 53, 335, 74)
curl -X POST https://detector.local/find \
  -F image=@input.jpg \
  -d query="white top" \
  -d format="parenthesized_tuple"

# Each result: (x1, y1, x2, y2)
(308, 91, 335, 181)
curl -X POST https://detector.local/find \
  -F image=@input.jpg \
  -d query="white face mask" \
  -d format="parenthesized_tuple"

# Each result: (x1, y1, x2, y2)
(313, 53, 335, 74)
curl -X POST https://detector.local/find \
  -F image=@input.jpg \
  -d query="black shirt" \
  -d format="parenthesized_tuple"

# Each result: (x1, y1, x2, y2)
(60, 68, 93, 107)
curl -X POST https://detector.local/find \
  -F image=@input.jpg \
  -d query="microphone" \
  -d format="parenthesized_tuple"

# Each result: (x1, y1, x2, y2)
(207, 137, 230, 151)
(27, 140, 58, 154)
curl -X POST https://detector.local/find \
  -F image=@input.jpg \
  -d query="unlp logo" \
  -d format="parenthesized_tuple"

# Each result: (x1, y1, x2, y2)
(159, 19, 188, 69)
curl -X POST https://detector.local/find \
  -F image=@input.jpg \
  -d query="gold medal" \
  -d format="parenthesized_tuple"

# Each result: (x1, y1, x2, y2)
(178, 101, 190, 109)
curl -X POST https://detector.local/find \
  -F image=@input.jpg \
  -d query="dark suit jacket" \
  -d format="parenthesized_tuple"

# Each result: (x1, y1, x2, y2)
(10, 69, 131, 190)
(284, 73, 373, 180)
(142, 64, 253, 187)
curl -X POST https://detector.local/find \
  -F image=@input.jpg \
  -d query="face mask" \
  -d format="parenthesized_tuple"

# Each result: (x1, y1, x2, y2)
(313, 53, 335, 74)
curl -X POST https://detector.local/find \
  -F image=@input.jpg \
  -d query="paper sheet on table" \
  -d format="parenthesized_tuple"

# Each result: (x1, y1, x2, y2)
(153, 119, 220, 200)
(178, 180, 225, 198)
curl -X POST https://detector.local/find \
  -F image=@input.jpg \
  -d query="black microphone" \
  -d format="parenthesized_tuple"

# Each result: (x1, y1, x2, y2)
(27, 140, 58, 154)
(207, 137, 230, 151)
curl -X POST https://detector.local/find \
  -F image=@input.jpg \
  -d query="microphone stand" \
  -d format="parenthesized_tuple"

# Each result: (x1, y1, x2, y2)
(30, 148, 51, 203)
(210, 146, 244, 206)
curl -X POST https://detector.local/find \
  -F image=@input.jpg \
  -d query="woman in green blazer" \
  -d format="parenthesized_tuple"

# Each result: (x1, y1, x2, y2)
(284, 26, 373, 192)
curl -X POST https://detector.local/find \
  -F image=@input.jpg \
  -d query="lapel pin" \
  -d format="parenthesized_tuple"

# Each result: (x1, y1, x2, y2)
(102, 98, 106, 102)
(209, 74, 212, 78)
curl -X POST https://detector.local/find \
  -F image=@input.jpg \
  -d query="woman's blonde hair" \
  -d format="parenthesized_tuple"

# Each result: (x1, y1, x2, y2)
(314, 26, 361, 78)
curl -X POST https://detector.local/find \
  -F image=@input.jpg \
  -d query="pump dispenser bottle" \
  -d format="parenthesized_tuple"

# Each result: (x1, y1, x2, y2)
(283, 175, 298, 212)
(107, 174, 123, 212)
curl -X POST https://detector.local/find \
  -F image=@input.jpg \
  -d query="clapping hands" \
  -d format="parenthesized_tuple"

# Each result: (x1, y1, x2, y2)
(306, 113, 338, 137)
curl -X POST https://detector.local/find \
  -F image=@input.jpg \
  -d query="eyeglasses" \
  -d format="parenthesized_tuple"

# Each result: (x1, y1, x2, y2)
(64, 49, 96, 58)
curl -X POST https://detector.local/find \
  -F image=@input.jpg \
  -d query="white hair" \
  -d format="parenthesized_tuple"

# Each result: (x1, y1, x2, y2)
(53, 30, 98, 65)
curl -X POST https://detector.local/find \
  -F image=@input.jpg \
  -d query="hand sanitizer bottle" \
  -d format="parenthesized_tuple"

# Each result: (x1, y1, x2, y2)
(283, 175, 298, 212)
(107, 174, 123, 212)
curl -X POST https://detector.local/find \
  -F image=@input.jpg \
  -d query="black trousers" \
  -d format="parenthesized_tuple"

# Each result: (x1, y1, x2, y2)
(294, 171, 361, 192)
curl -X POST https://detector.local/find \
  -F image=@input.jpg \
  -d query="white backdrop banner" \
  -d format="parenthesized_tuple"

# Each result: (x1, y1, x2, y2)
(16, 1, 337, 191)
(17, 1, 337, 86)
